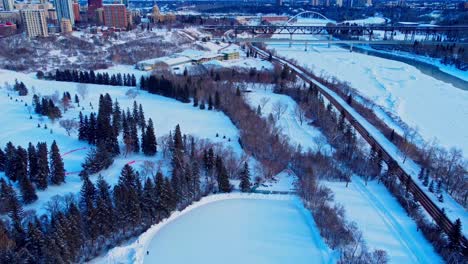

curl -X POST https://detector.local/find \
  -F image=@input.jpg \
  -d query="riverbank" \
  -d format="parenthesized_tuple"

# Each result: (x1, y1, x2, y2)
(350, 45, 468, 90)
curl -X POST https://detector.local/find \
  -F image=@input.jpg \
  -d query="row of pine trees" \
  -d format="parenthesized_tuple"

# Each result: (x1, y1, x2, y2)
(0, 141, 65, 205)
(52, 69, 137, 87)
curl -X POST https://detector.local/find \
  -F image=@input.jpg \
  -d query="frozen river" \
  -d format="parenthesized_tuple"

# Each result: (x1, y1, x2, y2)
(268, 42, 468, 158)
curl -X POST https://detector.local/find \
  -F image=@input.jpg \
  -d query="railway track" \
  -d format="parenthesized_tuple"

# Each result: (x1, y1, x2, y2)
(249, 44, 468, 254)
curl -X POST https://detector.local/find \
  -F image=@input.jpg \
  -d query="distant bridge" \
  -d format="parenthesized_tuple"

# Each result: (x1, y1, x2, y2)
(204, 25, 468, 42)
(221, 38, 465, 46)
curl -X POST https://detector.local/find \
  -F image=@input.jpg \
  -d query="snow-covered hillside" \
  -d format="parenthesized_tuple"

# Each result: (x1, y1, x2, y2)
(0, 69, 242, 215)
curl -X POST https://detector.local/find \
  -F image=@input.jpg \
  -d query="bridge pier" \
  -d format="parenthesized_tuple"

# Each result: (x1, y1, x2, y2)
(305, 41, 308, 51)
(328, 34, 332, 48)
(350, 43, 353, 52)
(289, 33, 293, 48)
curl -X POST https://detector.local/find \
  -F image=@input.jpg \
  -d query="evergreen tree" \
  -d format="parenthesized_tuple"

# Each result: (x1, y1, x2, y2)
(14, 146, 37, 204)
(79, 172, 96, 240)
(114, 165, 142, 228)
(141, 177, 157, 223)
(449, 218, 462, 250)
(153, 172, 164, 220)
(208, 95, 213, 110)
(88, 113, 97, 144)
(142, 118, 157, 156)
(27, 143, 38, 183)
(0, 179, 20, 214)
(130, 119, 140, 153)
(50, 141, 65, 185)
(239, 162, 251, 192)
(4, 142, 17, 181)
(24, 221, 45, 261)
(112, 100, 122, 136)
(0, 149, 5, 172)
(138, 104, 146, 130)
(216, 157, 231, 193)
(81, 143, 114, 175)
(214, 90, 221, 109)
(191, 162, 201, 200)
(193, 88, 199, 107)
(95, 175, 115, 237)
(35, 143, 49, 190)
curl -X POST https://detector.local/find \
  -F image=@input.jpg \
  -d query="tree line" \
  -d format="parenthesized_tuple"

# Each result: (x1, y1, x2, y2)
(47, 69, 137, 87)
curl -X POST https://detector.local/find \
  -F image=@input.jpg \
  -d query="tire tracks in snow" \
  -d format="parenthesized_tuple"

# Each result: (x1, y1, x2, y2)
(352, 177, 430, 264)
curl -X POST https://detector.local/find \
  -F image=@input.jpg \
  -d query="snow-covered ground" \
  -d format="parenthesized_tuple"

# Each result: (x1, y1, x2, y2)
(245, 84, 331, 155)
(0, 69, 242, 215)
(325, 177, 443, 264)
(256, 170, 297, 193)
(267, 42, 468, 158)
(94, 193, 335, 264)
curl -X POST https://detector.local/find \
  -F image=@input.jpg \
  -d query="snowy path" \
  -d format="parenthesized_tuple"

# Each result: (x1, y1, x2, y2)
(94, 193, 335, 264)
(326, 177, 443, 264)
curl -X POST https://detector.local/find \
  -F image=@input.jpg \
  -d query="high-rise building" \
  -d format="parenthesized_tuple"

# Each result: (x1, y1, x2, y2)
(103, 4, 127, 29)
(95, 7, 104, 24)
(20, 9, 48, 37)
(367, 0, 372, 6)
(2, 0, 15, 11)
(72, 2, 80, 22)
(55, 0, 74, 25)
(60, 17, 72, 32)
(276, 0, 283, 6)
(88, 0, 102, 20)
(311, 0, 319, 6)
(336, 0, 343, 7)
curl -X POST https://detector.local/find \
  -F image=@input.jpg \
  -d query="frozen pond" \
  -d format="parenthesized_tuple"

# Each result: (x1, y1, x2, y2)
(143, 197, 332, 264)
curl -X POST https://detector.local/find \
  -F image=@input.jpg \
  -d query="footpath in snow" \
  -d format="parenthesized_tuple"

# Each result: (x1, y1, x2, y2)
(93, 193, 335, 264)
(325, 177, 443, 264)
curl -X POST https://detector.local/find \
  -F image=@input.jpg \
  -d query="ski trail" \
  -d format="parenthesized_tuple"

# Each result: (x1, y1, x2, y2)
(352, 177, 429, 264)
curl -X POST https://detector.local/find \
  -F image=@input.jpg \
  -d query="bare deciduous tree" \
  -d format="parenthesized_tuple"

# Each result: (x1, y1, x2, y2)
(140, 160, 156, 178)
(401, 127, 418, 163)
(77, 83, 88, 100)
(294, 104, 306, 126)
(59, 119, 78, 136)
(272, 101, 288, 121)
(126, 88, 139, 99)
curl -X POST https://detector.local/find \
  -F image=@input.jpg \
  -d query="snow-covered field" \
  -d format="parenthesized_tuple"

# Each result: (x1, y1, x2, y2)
(267, 42, 468, 158)
(94, 193, 335, 264)
(0, 69, 242, 215)
(245, 84, 330, 155)
(325, 177, 443, 264)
